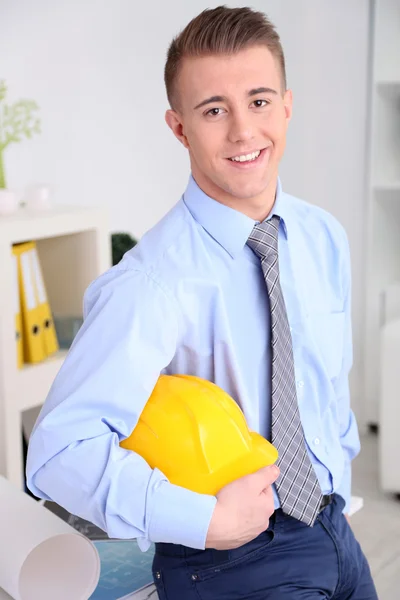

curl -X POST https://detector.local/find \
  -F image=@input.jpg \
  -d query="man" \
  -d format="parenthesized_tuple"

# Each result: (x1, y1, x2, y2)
(26, 6, 377, 599)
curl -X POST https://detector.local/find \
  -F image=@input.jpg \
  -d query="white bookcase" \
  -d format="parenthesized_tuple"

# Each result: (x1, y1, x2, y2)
(364, 0, 400, 428)
(0, 205, 111, 489)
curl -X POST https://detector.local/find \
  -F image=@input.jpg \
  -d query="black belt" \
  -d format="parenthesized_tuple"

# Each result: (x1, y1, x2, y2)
(319, 494, 333, 511)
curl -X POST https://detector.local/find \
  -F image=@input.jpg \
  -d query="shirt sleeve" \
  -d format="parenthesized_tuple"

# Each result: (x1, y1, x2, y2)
(26, 265, 216, 550)
(334, 231, 361, 513)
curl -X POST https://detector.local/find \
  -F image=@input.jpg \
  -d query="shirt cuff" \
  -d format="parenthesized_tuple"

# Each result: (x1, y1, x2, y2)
(147, 474, 217, 550)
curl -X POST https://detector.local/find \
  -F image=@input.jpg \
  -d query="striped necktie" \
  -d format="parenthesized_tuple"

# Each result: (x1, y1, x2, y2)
(247, 215, 323, 526)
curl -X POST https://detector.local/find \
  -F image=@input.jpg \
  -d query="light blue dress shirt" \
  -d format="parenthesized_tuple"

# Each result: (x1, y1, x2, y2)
(26, 174, 360, 552)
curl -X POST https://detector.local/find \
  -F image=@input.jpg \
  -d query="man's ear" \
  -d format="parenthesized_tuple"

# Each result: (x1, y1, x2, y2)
(165, 109, 190, 149)
(283, 89, 293, 123)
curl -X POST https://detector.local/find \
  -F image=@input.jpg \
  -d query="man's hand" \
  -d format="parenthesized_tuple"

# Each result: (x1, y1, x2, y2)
(205, 465, 280, 550)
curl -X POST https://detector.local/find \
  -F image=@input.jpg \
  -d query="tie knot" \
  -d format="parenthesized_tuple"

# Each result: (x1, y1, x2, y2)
(247, 215, 280, 260)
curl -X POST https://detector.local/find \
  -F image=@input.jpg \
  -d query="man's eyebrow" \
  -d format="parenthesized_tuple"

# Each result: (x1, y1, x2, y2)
(194, 95, 226, 110)
(248, 87, 278, 96)
(193, 87, 278, 110)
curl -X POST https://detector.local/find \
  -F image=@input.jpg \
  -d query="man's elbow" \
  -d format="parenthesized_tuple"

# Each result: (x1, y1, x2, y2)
(25, 459, 52, 501)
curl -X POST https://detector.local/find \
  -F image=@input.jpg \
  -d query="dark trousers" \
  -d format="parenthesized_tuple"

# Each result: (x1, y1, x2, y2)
(152, 494, 378, 599)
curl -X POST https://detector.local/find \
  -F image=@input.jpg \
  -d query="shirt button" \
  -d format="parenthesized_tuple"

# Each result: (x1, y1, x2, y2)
(314, 437, 320, 445)
(297, 380, 304, 388)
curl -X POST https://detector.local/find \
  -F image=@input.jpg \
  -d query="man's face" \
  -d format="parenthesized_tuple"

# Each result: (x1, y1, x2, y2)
(165, 45, 293, 213)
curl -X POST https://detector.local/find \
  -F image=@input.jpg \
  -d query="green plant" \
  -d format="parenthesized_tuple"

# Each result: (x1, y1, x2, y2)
(111, 232, 138, 265)
(0, 80, 41, 189)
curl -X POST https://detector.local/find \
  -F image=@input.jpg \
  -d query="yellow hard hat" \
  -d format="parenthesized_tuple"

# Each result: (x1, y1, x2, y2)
(120, 374, 278, 495)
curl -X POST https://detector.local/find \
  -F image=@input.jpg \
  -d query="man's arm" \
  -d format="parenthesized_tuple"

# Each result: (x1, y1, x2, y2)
(334, 230, 361, 514)
(26, 266, 216, 550)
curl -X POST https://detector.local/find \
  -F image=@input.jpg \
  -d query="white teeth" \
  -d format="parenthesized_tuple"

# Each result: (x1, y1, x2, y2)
(229, 150, 261, 162)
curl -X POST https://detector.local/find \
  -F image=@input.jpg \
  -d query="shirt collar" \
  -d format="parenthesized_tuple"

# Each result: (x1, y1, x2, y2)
(183, 174, 289, 259)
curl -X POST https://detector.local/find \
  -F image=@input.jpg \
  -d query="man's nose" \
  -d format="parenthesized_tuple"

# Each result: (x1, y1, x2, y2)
(227, 111, 254, 144)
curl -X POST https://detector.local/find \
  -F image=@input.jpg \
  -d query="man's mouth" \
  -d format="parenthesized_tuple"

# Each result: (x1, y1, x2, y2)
(228, 149, 262, 163)
(226, 147, 269, 167)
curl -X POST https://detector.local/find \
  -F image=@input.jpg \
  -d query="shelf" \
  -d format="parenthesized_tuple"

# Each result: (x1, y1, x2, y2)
(0, 203, 111, 488)
(375, 188, 400, 223)
(372, 82, 400, 184)
(374, 0, 400, 83)
(376, 81, 400, 97)
(0, 205, 107, 245)
(374, 183, 400, 192)
(365, 0, 400, 429)
(16, 350, 68, 412)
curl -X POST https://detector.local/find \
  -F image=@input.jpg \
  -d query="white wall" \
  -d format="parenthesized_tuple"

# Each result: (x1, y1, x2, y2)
(0, 0, 370, 423)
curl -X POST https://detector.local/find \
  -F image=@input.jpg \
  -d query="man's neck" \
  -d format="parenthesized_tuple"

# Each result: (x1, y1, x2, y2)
(192, 171, 278, 222)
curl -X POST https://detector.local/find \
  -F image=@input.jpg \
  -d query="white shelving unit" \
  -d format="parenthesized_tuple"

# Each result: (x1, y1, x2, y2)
(0, 205, 111, 489)
(364, 0, 400, 428)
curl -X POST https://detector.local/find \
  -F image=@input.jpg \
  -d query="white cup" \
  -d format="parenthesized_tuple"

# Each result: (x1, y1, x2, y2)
(24, 183, 53, 210)
(0, 189, 19, 215)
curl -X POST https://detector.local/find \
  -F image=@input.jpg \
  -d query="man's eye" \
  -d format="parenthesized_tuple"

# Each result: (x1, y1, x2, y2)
(205, 107, 224, 116)
(252, 99, 269, 108)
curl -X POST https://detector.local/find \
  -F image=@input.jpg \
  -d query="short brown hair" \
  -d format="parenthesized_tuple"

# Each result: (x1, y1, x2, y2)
(164, 5, 287, 109)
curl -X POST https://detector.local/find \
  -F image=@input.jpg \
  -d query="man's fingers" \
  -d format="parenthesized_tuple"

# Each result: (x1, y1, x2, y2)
(251, 464, 280, 490)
